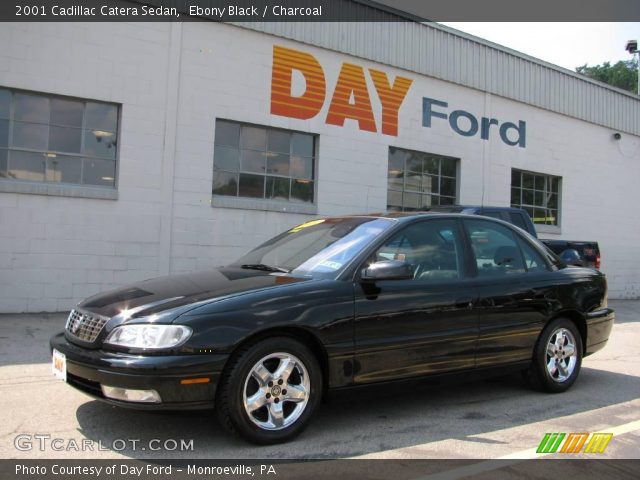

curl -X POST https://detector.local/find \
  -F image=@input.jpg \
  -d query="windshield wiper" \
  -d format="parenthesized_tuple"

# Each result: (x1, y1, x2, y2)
(240, 264, 290, 273)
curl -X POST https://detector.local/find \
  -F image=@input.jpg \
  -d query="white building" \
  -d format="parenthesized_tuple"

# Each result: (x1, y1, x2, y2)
(1, 12, 639, 313)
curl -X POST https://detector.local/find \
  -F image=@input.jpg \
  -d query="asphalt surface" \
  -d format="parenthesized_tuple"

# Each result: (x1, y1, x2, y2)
(0, 300, 638, 460)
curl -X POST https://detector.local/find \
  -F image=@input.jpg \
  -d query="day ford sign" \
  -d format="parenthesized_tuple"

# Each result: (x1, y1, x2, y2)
(270, 45, 527, 148)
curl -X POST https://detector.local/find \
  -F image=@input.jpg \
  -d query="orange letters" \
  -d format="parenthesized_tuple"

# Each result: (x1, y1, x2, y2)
(270, 46, 412, 136)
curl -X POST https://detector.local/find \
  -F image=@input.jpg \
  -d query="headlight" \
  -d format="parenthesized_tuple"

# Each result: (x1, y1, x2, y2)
(104, 324, 192, 349)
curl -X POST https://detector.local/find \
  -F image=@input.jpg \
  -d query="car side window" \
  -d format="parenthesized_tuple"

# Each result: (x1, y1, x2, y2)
(374, 220, 464, 281)
(465, 219, 526, 277)
(516, 236, 548, 272)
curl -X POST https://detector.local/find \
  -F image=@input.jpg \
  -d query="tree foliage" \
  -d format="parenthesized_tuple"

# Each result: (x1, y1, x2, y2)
(575, 59, 638, 93)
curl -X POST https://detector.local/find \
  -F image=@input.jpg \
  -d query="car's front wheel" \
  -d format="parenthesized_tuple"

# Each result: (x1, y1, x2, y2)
(216, 337, 322, 444)
(524, 317, 583, 393)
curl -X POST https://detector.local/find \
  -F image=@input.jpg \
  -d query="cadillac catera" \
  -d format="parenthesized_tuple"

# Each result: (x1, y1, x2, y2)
(50, 213, 614, 444)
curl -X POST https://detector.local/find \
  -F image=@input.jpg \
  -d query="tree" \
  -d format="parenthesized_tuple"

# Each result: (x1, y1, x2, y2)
(575, 60, 638, 93)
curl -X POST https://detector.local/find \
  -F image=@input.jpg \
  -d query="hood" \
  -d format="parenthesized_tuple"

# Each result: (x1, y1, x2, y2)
(77, 267, 311, 320)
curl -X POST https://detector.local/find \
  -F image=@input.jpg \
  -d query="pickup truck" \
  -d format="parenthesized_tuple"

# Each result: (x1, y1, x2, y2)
(424, 206, 601, 269)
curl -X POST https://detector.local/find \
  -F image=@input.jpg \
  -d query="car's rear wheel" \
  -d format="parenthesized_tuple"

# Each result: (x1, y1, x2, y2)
(216, 337, 322, 444)
(524, 317, 583, 393)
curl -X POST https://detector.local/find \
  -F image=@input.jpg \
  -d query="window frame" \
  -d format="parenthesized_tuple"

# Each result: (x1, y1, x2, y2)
(387, 146, 460, 212)
(0, 86, 120, 200)
(510, 168, 562, 234)
(211, 119, 318, 215)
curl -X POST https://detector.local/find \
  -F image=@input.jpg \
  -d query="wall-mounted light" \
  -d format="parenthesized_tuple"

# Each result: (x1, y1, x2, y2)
(613, 132, 622, 140)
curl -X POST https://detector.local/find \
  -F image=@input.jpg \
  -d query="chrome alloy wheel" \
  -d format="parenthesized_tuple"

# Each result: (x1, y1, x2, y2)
(243, 352, 310, 431)
(546, 327, 578, 382)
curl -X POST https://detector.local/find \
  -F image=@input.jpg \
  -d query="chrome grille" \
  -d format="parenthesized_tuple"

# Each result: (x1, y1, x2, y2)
(65, 309, 109, 342)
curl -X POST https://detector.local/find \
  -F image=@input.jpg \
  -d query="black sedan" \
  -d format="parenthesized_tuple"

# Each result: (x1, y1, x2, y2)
(50, 213, 614, 444)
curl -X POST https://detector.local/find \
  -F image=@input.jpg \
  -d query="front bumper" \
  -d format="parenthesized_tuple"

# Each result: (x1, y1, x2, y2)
(50, 332, 228, 410)
(584, 307, 615, 356)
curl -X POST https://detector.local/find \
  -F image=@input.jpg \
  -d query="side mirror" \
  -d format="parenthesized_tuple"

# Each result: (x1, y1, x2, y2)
(361, 260, 413, 282)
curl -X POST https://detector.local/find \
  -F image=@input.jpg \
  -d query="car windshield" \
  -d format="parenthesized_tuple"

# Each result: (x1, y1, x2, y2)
(231, 217, 395, 279)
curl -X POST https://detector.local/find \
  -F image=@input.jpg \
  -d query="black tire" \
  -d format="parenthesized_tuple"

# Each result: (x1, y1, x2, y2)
(216, 336, 322, 445)
(523, 317, 583, 393)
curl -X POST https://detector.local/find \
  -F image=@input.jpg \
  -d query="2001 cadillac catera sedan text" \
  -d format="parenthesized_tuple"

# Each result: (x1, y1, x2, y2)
(50, 213, 614, 444)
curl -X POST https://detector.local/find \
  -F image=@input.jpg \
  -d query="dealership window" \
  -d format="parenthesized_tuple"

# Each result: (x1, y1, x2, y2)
(387, 147, 458, 211)
(511, 169, 560, 227)
(0, 88, 118, 191)
(212, 120, 316, 206)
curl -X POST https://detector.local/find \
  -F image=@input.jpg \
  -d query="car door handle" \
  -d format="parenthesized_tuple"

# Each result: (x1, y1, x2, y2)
(455, 298, 475, 309)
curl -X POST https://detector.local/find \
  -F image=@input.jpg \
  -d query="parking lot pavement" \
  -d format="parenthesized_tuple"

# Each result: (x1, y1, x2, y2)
(0, 301, 638, 460)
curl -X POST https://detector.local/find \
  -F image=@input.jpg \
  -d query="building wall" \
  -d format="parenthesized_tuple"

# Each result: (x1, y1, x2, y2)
(0, 22, 639, 313)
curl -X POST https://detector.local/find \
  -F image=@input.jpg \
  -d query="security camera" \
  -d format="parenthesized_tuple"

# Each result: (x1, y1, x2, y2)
(613, 132, 622, 140)
(626, 40, 638, 54)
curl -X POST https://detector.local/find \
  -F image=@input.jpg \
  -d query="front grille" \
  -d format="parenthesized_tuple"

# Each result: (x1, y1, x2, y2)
(65, 309, 109, 343)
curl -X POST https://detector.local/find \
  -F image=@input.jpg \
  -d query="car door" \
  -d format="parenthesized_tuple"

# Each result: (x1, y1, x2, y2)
(353, 218, 478, 384)
(462, 218, 556, 367)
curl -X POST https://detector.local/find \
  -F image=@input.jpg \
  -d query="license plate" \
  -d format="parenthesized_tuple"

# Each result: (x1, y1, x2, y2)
(52, 349, 67, 382)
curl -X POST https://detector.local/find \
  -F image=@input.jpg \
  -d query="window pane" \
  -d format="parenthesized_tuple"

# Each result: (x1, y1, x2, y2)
(441, 158, 457, 177)
(291, 179, 313, 203)
(212, 171, 238, 196)
(511, 187, 521, 205)
(387, 190, 402, 211)
(49, 126, 82, 153)
(238, 173, 264, 198)
(241, 126, 266, 150)
(82, 158, 116, 187)
(439, 196, 455, 205)
(522, 173, 534, 189)
(388, 173, 403, 190)
(404, 172, 421, 192)
(388, 147, 405, 174)
(422, 174, 438, 194)
(424, 157, 439, 175)
(266, 176, 290, 201)
(511, 169, 521, 186)
(406, 153, 422, 174)
(440, 178, 456, 197)
(291, 133, 313, 156)
(8, 151, 45, 181)
(548, 209, 558, 226)
(421, 194, 436, 208)
(0, 89, 9, 119)
(213, 145, 240, 172)
(0, 119, 8, 147)
(534, 175, 546, 191)
(0, 148, 7, 177)
(13, 122, 48, 150)
(85, 102, 117, 131)
(466, 219, 525, 276)
(290, 155, 313, 179)
(46, 154, 82, 184)
(83, 129, 117, 159)
(522, 189, 534, 205)
(215, 120, 240, 147)
(517, 237, 547, 272)
(266, 153, 289, 176)
(402, 191, 421, 210)
(50, 98, 83, 127)
(551, 177, 559, 193)
(268, 130, 291, 154)
(534, 190, 543, 207)
(241, 149, 265, 173)
(14, 93, 49, 123)
(547, 193, 558, 209)
(388, 148, 404, 177)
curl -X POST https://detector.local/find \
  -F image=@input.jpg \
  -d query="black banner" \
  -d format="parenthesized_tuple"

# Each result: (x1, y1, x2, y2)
(2, 459, 639, 480)
(1, 0, 639, 22)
